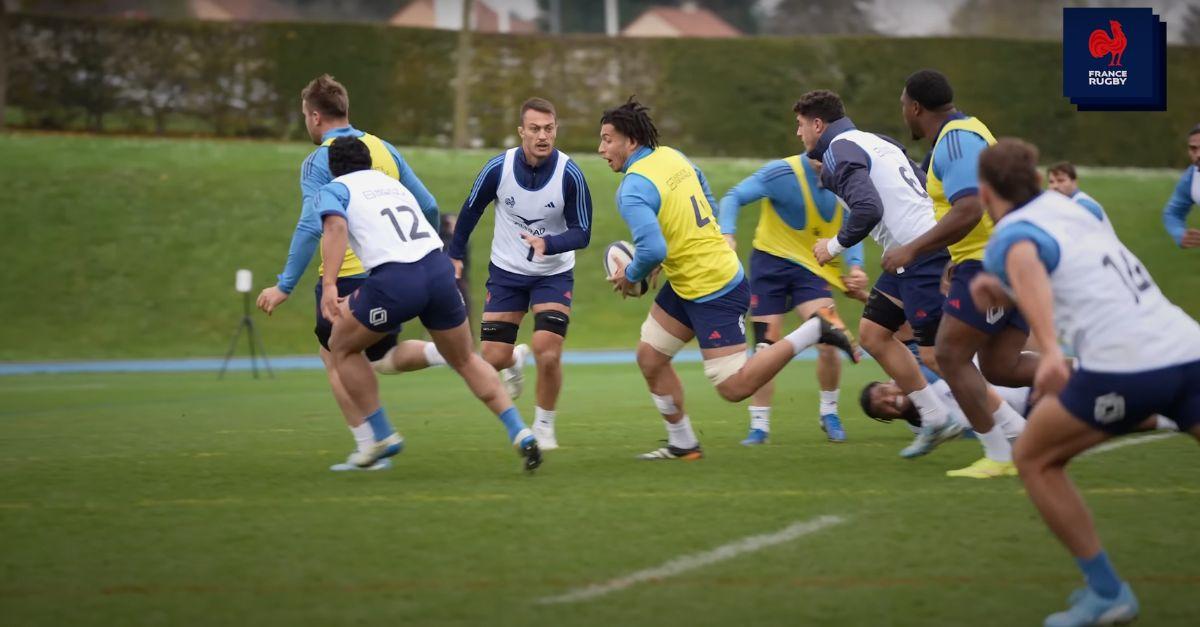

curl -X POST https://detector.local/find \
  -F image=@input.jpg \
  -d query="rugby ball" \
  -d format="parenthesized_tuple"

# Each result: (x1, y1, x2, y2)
(603, 240, 648, 297)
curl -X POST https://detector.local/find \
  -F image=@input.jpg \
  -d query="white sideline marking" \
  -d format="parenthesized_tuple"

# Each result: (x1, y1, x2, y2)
(1081, 432, 1178, 457)
(537, 514, 846, 604)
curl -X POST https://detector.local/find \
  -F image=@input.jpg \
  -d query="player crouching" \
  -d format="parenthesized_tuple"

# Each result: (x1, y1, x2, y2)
(318, 137, 542, 472)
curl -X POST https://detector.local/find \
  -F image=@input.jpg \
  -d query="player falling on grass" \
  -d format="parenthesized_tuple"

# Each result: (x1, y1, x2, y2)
(716, 144, 870, 445)
(1046, 162, 1107, 220)
(600, 97, 860, 461)
(802, 89, 963, 458)
(878, 69, 1032, 478)
(970, 138, 1200, 627)
(318, 136, 542, 472)
(256, 74, 438, 471)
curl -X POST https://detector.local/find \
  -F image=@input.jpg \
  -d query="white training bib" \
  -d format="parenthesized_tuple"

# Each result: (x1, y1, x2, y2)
(1191, 165, 1200, 206)
(828, 129, 939, 253)
(333, 169, 443, 270)
(490, 147, 574, 276)
(995, 192, 1200, 372)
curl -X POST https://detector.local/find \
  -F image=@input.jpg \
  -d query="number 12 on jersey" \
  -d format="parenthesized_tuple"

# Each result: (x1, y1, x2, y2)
(380, 206, 431, 242)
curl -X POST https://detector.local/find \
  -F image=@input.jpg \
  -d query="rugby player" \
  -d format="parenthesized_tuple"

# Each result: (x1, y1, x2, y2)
(1046, 162, 1106, 219)
(1162, 124, 1200, 249)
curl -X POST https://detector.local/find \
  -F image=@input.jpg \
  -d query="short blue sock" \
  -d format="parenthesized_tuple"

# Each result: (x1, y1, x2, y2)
(1076, 550, 1121, 599)
(364, 408, 395, 441)
(498, 406, 526, 442)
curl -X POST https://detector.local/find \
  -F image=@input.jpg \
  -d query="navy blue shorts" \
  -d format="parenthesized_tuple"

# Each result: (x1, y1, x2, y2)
(656, 277, 750, 349)
(314, 277, 397, 360)
(483, 263, 574, 313)
(749, 249, 832, 317)
(1059, 360, 1200, 435)
(346, 251, 467, 334)
(872, 250, 948, 337)
(942, 261, 1028, 334)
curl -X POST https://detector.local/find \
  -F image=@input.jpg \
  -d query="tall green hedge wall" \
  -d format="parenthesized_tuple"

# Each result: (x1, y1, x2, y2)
(8, 13, 1200, 167)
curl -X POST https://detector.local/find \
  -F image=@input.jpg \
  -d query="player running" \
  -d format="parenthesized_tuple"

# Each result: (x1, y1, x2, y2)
(879, 69, 1031, 477)
(1161, 123, 1200, 249)
(318, 136, 542, 472)
(800, 89, 962, 459)
(256, 74, 438, 471)
(717, 150, 869, 444)
(972, 139, 1200, 626)
(600, 97, 860, 461)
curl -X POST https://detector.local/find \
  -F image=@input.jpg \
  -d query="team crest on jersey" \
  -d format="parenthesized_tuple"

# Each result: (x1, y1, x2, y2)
(1093, 392, 1126, 424)
(504, 196, 516, 208)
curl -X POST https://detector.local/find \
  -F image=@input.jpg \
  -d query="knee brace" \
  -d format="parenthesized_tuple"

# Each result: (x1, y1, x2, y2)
(752, 321, 776, 351)
(533, 311, 570, 338)
(703, 351, 748, 386)
(862, 289, 906, 333)
(640, 315, 686, 357)
(480, 321, 520, 344)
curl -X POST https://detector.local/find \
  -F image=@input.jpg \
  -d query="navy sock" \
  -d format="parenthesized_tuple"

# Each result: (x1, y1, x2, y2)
(364, 408, 395, 441)
(498, 406, 526, 443)
(1076, 550, 1121, 599)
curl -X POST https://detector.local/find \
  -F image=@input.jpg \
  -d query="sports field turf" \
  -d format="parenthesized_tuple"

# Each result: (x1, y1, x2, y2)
(1, 133, 1197, 360)
(2, 363, 1198, 626)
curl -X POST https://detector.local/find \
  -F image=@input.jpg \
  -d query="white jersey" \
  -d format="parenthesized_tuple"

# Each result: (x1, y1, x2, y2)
(1191, 165, 1200, 205)
(827, 129, 939, 252)
(491, 147, 574, 276)
(330, 169, 442, 270)
(993, 191, 1200, 372)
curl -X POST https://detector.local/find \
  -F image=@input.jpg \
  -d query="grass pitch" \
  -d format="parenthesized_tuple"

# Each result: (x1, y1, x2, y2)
(2, 363, 1198, 626)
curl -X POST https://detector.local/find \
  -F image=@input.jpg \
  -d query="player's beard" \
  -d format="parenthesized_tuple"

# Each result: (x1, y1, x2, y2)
(901, 402, 922, 428)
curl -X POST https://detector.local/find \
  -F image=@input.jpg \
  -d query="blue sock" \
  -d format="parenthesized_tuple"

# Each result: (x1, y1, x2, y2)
(364, 408, 395, 441)
(1076, 550, 1121, 599)
(498, 406, 527, 443)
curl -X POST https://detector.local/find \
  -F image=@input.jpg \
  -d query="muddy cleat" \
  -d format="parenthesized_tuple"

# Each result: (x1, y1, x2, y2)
(819, 413, 847, 442)
(946, 456, 1018, 479)
(638, 444, 704, 461)
(500, 343, 530, 400)
(345, 433, 404, 468)
(740, 428, 769, 446)
(810, 306, 861, 363)
(1044, 582, 1138, 627)
(899, 421, 963, 459)
(513, 428, 543, 472)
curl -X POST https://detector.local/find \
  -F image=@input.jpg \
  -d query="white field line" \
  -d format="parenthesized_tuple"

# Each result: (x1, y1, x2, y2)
(537, 514, 846, 605)
(1081, 432, 1179, 457)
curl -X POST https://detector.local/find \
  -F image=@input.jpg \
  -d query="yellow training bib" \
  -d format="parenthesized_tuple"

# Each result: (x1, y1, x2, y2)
(751, 156, 847, 292)
(926, 117, 997, 264)
(626, 147, 740, 300)
(318, 132, 401, 277)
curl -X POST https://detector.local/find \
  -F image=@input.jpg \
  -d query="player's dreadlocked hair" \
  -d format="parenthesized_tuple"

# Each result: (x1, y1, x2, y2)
(601, 97, 659, 149)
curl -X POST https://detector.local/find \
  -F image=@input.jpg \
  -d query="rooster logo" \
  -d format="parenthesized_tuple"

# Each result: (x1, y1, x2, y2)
(1088, 19, 1127, 67)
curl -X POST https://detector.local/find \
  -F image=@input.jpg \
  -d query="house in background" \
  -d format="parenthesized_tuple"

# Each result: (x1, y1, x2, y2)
(622, 1, 740, 38)
(390, 0, 538, 34)
(187, 0, 298, 22)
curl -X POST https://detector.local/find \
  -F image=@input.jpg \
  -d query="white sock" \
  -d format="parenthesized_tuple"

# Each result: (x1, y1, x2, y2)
(535, 406, 556, 426)
(1155, 416, 1178, 431)
(908, 385, 948, 429)
(977, 425, 1013, 463)
(423, 341, 446, 367)
(350, 422, 374, 454)
(783, 318, 822, 355)
(748, 406, 771, 432)
(994, 402, 1026, 439)
(666, 415, 699, 449)
(819, 389, 839, 416)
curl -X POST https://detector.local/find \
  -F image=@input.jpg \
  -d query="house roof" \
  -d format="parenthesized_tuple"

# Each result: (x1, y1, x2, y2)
(623, 4, 741, 38)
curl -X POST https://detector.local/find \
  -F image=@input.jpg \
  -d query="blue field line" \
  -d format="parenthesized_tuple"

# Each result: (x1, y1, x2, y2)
(0, 348, 835, 376)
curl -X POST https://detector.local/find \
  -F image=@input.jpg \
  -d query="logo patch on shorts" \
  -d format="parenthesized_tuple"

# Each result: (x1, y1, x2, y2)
(369, 307, 388, 327)
(1094, 392, 1126, 424)
(985, 307, 1005, 325)
(708, 330, 722, 341)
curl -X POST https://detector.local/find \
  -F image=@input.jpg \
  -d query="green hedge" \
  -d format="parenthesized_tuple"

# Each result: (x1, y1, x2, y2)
(7, 13, 1200, 166)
